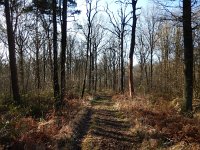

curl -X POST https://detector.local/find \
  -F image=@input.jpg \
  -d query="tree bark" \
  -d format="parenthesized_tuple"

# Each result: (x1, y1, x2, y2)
(129, 0, 137, 98)
(81, 2, 92, 98)
(120, 32, 124, 93)
(35, 37, 40, 90)
(61, 0, 67, 103)
(53, 0, 60, 109)
(5, 0, 20, 104)
(182, 0, 193, 112)
(35, 6, 41, 90)
(19, 47, 25, 93)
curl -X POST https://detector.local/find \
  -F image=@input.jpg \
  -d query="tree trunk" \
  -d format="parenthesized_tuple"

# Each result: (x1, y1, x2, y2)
(43, 44, 46, 85)
(129, 0, 137, 98)
(81, 2, 92, 98)
(89, 41, 92, 92)
(4, 0, 20, 104)
(35, 7, 41, 90)
(120, 33, 124, 93)
(81, 27, 90, 98)
(19, 47, 25, 94)
(112, 52, 116, 92)
(61, 0, 67, 103)
(94, 43, 98, 92)
(150, 47, 153, 89)
(36, 40, 40, 90)
(182, 0, 193, 112)
(53, 0, 60, 109)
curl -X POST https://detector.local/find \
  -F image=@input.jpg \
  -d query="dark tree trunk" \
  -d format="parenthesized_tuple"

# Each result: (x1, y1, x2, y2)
(81, 33, 90, 98)
(35, 7, 40, 90)
(89, 41, 92, 92)
(61, 0, 67, 103)
(150, 47, 153, 89)
(43, 44, 46, 84)
(120, 33, 124, 93)
(129, 0, 137, 97)
(47, 28, 53, 81)
(91, 45, 95, 91)
(81, 2, 92, 98)
(94, 43, 98, 92)
(36, 40, 40, 90)
(112, 51, 116, 92)
(19, 47, 25, 93)
(182, 0, 193, 112)
(53, 0, 60, 109)
(4, 0, 20, 104)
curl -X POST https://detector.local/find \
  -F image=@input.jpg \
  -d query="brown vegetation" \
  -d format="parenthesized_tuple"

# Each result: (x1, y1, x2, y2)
(113, 94, 200, 149)
(0, 94, 89, 149)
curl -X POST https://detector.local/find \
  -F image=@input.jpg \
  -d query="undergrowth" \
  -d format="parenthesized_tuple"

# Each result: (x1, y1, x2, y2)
(112, 94, 200, 149)
(0, 91, 88, 149)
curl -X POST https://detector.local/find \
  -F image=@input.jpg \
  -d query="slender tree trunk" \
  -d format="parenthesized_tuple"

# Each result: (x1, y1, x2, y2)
(47, 14, 53, 81)
(94, 43, 98, 92)
(53, 0, 60, 109)
(150, 47, 153, 89)
(112, 52, 116, 92)
(81, 27, 90, 98)
(182, 0, 193, 112)
(35, 7, 41, 90)
(145, 64, 149, 89)
(43, 44, 46, 84)
(61, 0, 67, 103)
(47, 30, 53, 81)
(36, 40, 40, 90)
(81, 2, 92, 98)
(89, 41, 92, 92)
(129, 0, 137, 98)
(81, 48, 89, 98)
(120, 33, 124, 93)
(5, 0, 20, 104)
(19, 47, 25, 93)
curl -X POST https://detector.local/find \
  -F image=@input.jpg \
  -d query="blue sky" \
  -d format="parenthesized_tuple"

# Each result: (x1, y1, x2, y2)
(76, 0, 149, 21)
(74, 0, 150, 65)
(137, 0, 149, 8)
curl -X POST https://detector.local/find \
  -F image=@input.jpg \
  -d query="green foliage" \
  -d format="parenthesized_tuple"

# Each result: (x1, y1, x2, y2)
(0, 119, 18, 146)
(0, 90, 55, 148)
(20, 91, 54, 118)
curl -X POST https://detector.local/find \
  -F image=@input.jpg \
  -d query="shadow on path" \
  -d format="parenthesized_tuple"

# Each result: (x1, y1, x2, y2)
(81, 96, 135, 150)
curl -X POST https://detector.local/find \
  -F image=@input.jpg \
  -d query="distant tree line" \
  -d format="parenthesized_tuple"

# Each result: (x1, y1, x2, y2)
(0, 0, 199, 113)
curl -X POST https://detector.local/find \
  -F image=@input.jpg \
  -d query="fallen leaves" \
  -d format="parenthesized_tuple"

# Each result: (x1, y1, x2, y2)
(0, 97, 88, 149)
(113, 94, 200, 149)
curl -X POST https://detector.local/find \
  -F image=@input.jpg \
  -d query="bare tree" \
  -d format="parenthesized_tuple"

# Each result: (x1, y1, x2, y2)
(53, 0, 60, 109)
(81, 0, 99, 98)
(4, 0, 21, 104)
(182, 0, 193, 112)
(61, 0, 67, 104)
(105, 1, 132, 93)
(129, 0, 138, 97)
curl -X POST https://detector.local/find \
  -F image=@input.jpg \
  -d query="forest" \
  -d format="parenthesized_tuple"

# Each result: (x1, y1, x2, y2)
(0, 0, 200, 149)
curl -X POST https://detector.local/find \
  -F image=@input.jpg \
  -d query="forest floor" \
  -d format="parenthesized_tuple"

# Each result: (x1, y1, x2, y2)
(1, 93, 200, 149)
(80, 96, 136, 150)
(110, 94, 200, 150)
(78, 94, 200, 150)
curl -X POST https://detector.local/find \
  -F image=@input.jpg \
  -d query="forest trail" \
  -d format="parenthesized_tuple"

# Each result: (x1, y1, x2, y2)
(79, 96, 135, 150)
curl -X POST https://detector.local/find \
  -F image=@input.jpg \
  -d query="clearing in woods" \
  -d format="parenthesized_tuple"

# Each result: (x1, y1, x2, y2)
(79, 96, 136, 150)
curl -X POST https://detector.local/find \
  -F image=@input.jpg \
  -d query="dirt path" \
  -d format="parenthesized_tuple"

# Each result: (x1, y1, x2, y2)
(80, 96, 135, 150)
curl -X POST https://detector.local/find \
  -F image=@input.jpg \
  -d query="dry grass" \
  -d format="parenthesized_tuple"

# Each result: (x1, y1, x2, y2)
(0, 96, 88, 149)
(112, 94, 200, 149)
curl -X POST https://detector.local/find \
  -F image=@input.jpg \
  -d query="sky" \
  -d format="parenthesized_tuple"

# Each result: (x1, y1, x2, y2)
(0, 0, 150, 64)
(74, 0, 150, 65)
(75, 0, 149, 22)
